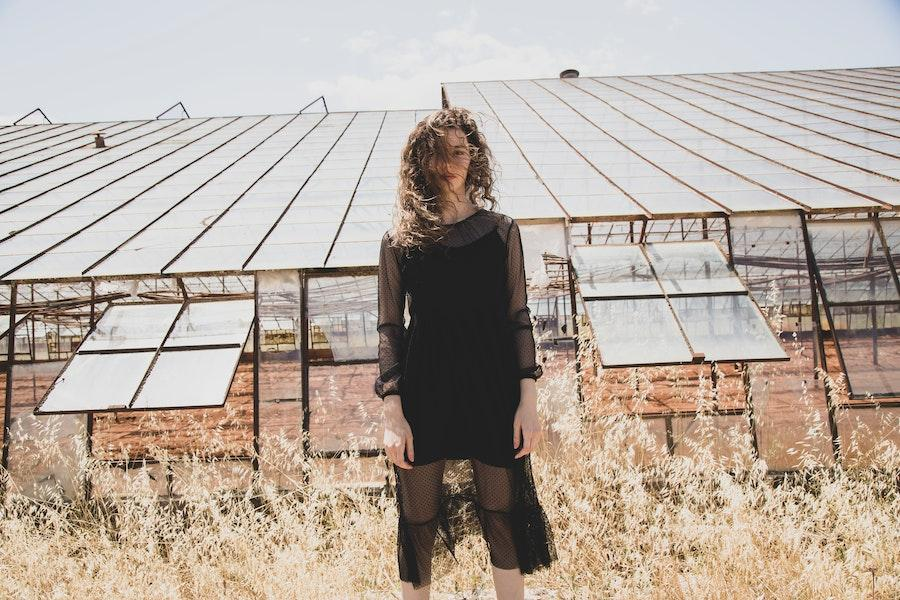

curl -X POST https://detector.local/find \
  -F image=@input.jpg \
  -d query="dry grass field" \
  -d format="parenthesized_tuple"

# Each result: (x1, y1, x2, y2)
(1, 330, 899, 599)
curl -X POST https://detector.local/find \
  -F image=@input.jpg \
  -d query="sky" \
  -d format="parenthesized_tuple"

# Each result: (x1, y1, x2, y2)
(1, 0, 899, 124)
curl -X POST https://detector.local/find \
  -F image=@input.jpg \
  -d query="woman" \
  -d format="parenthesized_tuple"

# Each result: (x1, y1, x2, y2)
(375, 106, 557, 598)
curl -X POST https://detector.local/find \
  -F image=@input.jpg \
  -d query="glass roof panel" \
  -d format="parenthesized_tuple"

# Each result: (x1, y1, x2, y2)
(829, 304, 900, 397)
(163, 299, 254, 348)
(571, 245, 662, 298)
(584, 298, 694, 366)
(35, 351, 156, 413)
(519, 222, 568, 278)
(244, 241, 331, 270)
(308, 273, 376, 306)
(669, 294, 787, 361)
(79, 303, 182, 351)
(807, 220, 899, 303)
(881, 218, 899, 256)
(131, 347, 241, 409)
(644, 240, 746, 295)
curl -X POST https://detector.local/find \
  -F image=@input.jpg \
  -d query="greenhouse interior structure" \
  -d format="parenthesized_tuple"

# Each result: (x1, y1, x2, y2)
(1, 65, 899, 500)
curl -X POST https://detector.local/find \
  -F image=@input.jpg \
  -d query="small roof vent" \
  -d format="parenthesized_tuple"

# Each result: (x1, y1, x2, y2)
(93, 132, 106, 149)
(559, 68, 580, 79)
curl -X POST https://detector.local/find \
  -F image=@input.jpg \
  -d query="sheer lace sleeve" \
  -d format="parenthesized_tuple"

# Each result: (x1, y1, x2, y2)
(375, 231, 407, 399)
(503, 217, 543, 381)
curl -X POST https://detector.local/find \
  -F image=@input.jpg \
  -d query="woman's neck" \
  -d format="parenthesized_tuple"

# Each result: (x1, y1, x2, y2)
(439, 197, 478, 225)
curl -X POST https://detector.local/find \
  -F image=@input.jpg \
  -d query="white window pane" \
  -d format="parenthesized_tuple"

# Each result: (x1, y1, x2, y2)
(79, 303, 182, 351)
(36, 351, 155, 413)
(572, 245, 662, 298)
(645, 240, 746, 295)
(307, 275, 378, 361)
(670, 295, 787, 362)
(132, 347, 241, 409)
(808, 220, 899, 303)
(585, 298, 694, 366)
(164, 299, 254, 348)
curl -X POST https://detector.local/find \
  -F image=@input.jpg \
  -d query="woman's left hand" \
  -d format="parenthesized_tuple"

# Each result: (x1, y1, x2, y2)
(513, 379, 542, 458)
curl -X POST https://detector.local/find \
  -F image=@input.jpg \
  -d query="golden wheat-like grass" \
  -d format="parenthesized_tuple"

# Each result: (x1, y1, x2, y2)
(1, 335, 898, 599)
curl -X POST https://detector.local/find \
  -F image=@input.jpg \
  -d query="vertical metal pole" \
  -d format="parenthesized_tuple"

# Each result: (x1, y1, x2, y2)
(710, 365, 719, 411)
(873, 216, 899, 368)
(807, 255, 826, 378)
(866, 217, 878, 364)
(566, 258, 584, 409)
(55, 289, 61, 360)
(664, 415, 675, 456)
(165, 464, 174, 497)
(723, 217, 735, 266)
(873, 215, 900, 295)
(83, 280, 97, 501)
(800, 214, 841, 463)
(252, 274, 261, 477)
(299, 270, 311, 486)
(2, 282, 17, 493)
(741, 362, 759, 462)
(870, 299, 878, 365)
(29, 286, 35, 362)
(799, 231, 818, 375)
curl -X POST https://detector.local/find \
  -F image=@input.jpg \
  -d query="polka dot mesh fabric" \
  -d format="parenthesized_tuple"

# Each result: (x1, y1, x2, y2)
(392, 456, 556, 589)
(375, 207, 557, 588)
(374, 208, 544, 402)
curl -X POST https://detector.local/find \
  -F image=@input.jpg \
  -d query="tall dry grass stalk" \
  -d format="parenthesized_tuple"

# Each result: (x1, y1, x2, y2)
(1, 331, 898, 599)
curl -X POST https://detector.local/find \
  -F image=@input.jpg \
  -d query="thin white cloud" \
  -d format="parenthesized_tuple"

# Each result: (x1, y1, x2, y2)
(308, 22, 622, 111)
(624, 0, 661, 15)
(343, 29, 383, 53)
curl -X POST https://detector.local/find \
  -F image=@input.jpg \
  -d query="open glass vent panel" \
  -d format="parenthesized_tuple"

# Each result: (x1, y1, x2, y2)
(571, 240, 788, 368)
(34, 299, 254, 414)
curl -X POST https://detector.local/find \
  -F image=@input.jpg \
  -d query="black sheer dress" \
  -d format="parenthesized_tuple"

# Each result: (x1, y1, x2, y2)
(375, 207, 557, 589)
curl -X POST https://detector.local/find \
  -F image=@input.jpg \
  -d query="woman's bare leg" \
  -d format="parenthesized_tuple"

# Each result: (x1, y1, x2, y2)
(491, 565, 524, 600)
(401, 580, 431, 600)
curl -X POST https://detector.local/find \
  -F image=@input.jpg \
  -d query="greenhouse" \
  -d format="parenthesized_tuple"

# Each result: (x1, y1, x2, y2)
(1, 66, 898, 500)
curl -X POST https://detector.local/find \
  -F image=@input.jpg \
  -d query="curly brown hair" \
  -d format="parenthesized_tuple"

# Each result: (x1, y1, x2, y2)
(389, 107, 497, 251)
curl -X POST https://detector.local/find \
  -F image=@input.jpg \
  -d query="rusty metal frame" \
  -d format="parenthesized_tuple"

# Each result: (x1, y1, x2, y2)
(1, 282, 16, 485)
(804, 214, 900, 400)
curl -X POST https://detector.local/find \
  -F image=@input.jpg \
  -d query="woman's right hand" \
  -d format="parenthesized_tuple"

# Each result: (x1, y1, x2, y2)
(383, 396, 415, 469)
